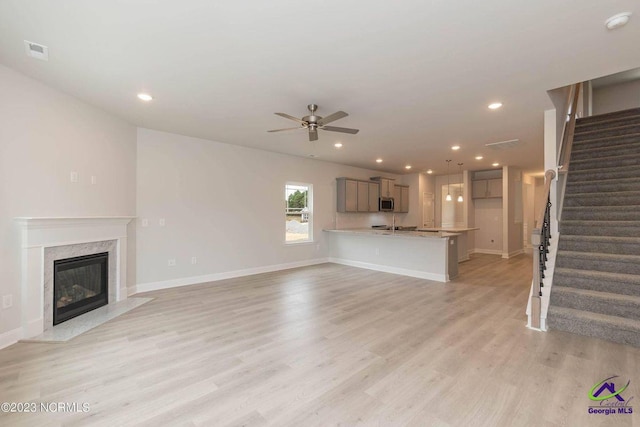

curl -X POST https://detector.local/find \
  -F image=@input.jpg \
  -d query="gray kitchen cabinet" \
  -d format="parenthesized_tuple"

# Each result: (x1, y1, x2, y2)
(371, 177, 395, 198)
(393, 185, 410, 213)
(472, 178, 502, 199)
(337, 178, 379, 212)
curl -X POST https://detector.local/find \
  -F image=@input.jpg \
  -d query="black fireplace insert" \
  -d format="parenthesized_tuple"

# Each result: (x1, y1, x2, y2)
(53, 252, 108, 325)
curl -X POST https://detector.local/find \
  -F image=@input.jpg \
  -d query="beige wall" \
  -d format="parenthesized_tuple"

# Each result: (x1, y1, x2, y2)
(0, 65, 137, 338)
(135, 128, 403, 287)
(593, 80, 640, 115)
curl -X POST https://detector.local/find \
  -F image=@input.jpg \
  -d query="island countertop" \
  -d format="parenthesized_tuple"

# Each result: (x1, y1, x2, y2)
(323, 228, 460, 238)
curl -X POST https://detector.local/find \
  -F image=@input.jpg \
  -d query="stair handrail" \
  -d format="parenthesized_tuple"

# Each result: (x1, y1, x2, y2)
(557, 82, 582, 173)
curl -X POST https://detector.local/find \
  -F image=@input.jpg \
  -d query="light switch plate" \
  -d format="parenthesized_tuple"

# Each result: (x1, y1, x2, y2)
(70, 171, 78, 183)
(142, 219, 149, 227)
(2, 295, 12, 309)
(159, 218, 166, 227)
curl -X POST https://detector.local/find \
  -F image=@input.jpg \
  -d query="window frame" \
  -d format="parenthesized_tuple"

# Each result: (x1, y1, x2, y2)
(284, 182, 313, 245)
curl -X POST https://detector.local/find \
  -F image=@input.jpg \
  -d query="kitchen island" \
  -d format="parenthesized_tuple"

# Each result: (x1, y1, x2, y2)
(417, 227, 478, 262)
(324, 229, 458, 282)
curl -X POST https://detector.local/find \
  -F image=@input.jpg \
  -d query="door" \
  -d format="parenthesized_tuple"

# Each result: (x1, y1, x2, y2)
(423, 192, 434, 227)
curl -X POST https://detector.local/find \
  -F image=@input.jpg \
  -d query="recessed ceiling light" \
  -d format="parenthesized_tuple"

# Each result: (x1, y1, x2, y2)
(334, 142, 343, 148)
(451, 145, 461, 151)
(475, 155, 483, 160)
(137, 93, 153, 101)
(606, 12, 632, 30)
(492, 162, 500, 167)
(426, 169, 433, 174)
(376, 158, 383, 163)
(488, 102, 503, 110)
(405, 165, 412, 170)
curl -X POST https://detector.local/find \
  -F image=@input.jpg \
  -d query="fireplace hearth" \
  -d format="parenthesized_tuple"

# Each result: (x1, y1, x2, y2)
(54, 252, 108, 325)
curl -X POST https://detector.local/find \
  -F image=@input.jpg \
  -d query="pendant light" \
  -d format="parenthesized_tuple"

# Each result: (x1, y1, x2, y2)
(445, 160, 452, 202)
(457, 163, 464, 202)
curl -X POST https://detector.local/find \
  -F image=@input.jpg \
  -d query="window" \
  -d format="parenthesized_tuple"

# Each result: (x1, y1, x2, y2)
(285, 183, 312, 243)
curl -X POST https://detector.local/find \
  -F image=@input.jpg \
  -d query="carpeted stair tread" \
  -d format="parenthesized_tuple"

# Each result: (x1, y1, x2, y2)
(571, 141, 640, 161)
(560, 220, 640, 237)
(575, 107, 640, 125)
(573, 123, 640, 142)
(547, 306, 640, 347)
(559, 235, 640, 255)
(575, 114, 640, 132)
(567, 164, 640, 181)
(569, 152, 640, 170)
(564, 190, 640, 206)
(556, 251, 640, 275)
(572, 133, 640, 150)
(566, 176, 640, 193)
(553, 268, 640, 297)
(562, 205, 640, 221)
(550, 286, 640, 321)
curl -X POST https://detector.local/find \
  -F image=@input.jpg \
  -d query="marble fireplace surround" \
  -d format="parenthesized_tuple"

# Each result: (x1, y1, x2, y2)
(15, 217, 134, 339)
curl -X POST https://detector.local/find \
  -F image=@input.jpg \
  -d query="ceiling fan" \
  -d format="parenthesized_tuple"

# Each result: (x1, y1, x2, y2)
(268, 104, 359, 141)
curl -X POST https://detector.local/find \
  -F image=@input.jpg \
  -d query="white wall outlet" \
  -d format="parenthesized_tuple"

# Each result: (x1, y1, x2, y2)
(168, 259, 176, 266)
(375, 248, 380, 256)
(91, 175, 97, 185)
(159, 218, 166, 227)
(70, 171, 78, 183)
(2, 294, 13, 309)
(141, 218, 149, 227)
(191, 257, 197, 265)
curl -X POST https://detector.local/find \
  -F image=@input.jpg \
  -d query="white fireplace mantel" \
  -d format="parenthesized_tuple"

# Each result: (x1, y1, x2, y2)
(15, 216, 135, 339)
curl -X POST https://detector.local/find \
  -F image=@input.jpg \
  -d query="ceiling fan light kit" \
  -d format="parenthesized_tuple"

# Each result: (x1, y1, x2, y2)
(268, 104, 359, 141)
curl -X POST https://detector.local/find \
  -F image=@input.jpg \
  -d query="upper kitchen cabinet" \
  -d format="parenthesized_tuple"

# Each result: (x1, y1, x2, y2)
(472, 170, 503, 199)
(370, 177, 395, 198)
(394, 185, 410, 213)
(337, 178, 380, 213)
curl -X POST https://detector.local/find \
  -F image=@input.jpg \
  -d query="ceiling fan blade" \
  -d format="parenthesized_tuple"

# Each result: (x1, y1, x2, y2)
(309, 130, 318, 141)
(319, 111, 348, 125)
(267, 127, 302, 132)
(275, 112, 305, 124)
(322, 125, 359, 134)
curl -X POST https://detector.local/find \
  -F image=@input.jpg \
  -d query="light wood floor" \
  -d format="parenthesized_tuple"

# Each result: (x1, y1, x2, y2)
(1, 254, 639, 426)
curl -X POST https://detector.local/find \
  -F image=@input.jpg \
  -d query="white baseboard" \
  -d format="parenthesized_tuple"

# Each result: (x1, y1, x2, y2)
(328, 257, 448, 283)
(0, 327, 22, 350)
(131, 258, 330, 294)
(502, 249, 524, 259)
(470, 249, 502, 256)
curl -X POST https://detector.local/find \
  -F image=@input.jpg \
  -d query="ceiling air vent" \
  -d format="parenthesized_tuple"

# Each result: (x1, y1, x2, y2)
(24, 40, 49, 61)
(485, 139, 521, 150)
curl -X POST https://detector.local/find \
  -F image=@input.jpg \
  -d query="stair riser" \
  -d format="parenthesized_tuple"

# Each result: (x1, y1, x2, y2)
(570, 156, 640, 171)
(572, 133, 640, 150)
(557, 255, 640, 275)
(562, 210, 640, 221)
(564, 194, 640, 207)
(560, 224, 640, 237)
(550, 291, 640, 321)
(547, 314, 640, 347)
(558, 239, 640, 255)
(576, 109, 640, 126)
(553, 272, 640, 297)
(576, 116, 640, 133)
(566, 180, 640, 193)
(573, 124, 640, 142)
(568, 167, 640, 181)
(571, 143, 640, 161)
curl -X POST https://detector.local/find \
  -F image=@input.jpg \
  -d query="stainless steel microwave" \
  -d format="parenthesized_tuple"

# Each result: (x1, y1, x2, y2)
(379, 197, 395, 212)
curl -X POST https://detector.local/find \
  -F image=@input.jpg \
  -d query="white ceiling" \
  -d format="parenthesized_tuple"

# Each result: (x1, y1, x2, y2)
(1, 1, 639, 175)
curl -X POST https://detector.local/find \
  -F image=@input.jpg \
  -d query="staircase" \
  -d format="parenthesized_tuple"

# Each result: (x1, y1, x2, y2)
(547, 107, 640, 347)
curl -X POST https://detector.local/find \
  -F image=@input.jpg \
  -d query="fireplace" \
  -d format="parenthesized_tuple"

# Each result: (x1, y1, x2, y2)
(53, 252, 108, 325)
